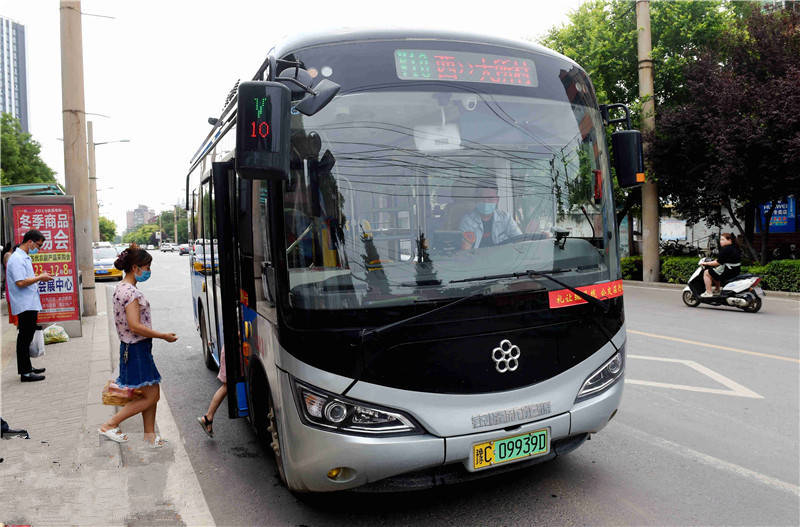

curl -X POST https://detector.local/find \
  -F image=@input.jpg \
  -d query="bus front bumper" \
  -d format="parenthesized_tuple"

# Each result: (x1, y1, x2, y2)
(277, 371, 623, 493)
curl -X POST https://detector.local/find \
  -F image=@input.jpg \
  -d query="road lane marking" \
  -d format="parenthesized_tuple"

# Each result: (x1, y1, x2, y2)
(617, 422, 800, 498)
(628, 329, 800, 364)
(627, 355, 763, 399)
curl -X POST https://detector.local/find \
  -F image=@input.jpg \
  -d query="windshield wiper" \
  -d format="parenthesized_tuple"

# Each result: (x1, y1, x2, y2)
(451, 269, 610, 314)
(361, 281, 493, 339)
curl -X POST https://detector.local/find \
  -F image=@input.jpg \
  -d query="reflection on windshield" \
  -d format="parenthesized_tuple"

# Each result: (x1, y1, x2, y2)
(284, 83, 616, 310)
(93, 248, 117, 260)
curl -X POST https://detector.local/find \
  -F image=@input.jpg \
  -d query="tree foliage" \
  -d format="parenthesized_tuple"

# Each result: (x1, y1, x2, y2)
(156, 210, 189, 244)
(1, 113, 57, 186)
(650, 8, 800, 263)
(540, 0, 741, 221)
(540, 0, 740, 109)
(123, 224, 160, 245)
(98, 216, 116, 242)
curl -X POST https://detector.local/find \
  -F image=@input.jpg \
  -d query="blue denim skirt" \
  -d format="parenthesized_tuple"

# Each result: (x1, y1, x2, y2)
(116, 339, 161, 388)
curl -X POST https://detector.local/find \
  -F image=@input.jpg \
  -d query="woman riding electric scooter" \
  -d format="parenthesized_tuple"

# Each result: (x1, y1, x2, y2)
(700, 233, 741, 298)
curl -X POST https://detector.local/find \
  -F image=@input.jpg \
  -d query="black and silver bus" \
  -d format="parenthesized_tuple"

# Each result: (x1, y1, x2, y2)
(187, 28, 643, 492)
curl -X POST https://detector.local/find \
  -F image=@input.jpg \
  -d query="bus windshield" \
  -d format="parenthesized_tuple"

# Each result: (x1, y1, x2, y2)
(283, 62, 616, 310)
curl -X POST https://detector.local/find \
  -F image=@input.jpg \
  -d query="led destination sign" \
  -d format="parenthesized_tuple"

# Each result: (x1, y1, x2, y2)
(241, 93, 273, 151)
(395, 49, 538, 87)
(235, 81, 290, 179)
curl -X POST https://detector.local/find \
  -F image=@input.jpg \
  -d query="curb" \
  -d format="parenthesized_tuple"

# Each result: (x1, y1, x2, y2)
(622, 280, 800, 299)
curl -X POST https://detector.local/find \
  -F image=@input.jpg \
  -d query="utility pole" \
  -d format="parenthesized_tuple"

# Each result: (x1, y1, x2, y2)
(174, 204, 179, 244)
(636, 0, 660, 282)
(60, 0, 96, 315)
(87, 120, 100, 242)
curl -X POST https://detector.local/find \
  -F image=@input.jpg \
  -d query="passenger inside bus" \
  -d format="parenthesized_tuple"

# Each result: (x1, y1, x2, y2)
(459, 186, 522, 250)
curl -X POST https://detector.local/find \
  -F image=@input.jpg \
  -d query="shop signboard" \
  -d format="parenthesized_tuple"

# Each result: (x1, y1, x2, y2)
(756, 197, 796, 234)
(8, 196, 82, 336)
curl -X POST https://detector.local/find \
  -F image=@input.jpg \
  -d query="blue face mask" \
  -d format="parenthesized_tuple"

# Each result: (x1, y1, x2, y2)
(135, 270, 151, 282)
(29, 247, 39, 255)
(476, 202, 496, 215)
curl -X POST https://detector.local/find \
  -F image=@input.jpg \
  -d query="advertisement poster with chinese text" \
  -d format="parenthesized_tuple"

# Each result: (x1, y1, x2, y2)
(11, 203, 80, 323)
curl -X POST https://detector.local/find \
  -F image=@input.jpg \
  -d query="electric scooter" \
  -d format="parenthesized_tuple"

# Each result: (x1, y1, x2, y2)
(682, 257, 765, 312)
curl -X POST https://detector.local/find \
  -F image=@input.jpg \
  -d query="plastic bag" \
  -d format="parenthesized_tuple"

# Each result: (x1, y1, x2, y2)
(101, 380, 144, 406)
(29, 329, 45, 358)
(43, 324, 69, 344)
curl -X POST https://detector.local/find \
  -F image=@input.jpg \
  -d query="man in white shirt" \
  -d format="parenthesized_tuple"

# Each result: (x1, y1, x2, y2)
(459, 186, 522, 250)
(6, 229, 52, 382)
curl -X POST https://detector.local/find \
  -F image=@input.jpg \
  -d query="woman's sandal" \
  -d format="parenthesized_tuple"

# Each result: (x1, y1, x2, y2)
(99, 427, 128, 443)
(197, 415, 213, 438)
(144, 435, 168, 449)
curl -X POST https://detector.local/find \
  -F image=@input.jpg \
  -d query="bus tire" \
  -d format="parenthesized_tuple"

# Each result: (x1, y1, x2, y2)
(198, 305, 217, 371)
(250, 367, 288, 486)
(250, 365, 286, 485)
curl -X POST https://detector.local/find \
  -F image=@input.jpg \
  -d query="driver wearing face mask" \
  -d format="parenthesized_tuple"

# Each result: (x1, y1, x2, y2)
(459, 186, 521, 250)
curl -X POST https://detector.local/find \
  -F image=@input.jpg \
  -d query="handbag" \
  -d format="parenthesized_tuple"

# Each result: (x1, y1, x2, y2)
(101, 380, 144, 406)
(29, 329, 45, 358)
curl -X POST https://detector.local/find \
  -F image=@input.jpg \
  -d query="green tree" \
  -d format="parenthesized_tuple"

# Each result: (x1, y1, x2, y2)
(98, 216, 117, 242)
(156, 210, 189, 243)
(539, 0, 745, 228)
(540, 0, 739, 109)
(1, 113, 58, 186)
(651, 7, 800, 264)
(123, 224, 160, 245)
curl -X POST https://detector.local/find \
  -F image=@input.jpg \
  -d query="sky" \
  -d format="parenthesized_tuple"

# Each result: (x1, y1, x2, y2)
(0, 0, 585, 232)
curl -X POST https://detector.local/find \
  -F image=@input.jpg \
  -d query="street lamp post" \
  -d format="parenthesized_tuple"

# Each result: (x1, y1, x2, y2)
(87, 120, 129, 242)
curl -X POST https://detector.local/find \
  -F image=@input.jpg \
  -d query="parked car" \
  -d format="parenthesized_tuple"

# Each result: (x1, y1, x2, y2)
(178, 244, 191, 255)
(146, 244, 155, 250)
(93, 246, 122, 280)
(160, 243, 175, 252)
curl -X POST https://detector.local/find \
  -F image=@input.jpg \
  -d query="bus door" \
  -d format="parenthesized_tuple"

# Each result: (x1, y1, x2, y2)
(198, 177, 223, 367)
(212, 161, 248, 417)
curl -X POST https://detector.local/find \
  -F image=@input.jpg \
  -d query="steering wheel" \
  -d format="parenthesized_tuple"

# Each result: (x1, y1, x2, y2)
(496, 233, 550, 245)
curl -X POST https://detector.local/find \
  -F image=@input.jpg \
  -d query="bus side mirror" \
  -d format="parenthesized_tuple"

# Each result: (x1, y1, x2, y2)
(295, 79, 340, 117)
(236, 81, 291, 181)
(612, 130, 645, 188)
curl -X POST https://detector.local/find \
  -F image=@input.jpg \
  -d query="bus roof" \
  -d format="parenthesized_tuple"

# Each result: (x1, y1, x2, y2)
(272, 27, 580, 70)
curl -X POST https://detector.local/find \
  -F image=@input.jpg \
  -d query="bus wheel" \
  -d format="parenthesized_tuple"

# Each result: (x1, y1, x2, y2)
(198, 306, 217, 371)
(252, 372, 287, 485)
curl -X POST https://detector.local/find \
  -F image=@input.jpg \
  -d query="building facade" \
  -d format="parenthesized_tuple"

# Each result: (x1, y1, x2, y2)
(126, 205, 156, 232)
(0, 17, 29, 132)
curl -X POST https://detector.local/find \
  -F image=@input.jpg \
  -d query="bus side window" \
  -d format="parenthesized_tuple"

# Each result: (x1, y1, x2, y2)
(253, 180, 276, 319)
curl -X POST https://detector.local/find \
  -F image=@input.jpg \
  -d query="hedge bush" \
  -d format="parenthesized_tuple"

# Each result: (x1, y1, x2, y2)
(620, 255, 800, 292)
(660, 257, 701, 284)
(620, 256, 642, 281)
(744, 260, 800, 292)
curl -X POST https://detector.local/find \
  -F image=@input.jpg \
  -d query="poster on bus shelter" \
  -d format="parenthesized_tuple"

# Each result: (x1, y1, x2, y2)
(11, 200, 80, 324)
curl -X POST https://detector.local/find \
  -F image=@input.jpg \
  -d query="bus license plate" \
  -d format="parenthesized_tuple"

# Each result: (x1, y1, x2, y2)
(473, 428, 550, 470)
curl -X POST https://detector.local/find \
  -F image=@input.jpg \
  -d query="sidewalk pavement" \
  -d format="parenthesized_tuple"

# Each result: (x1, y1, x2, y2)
(0, 285, 214, 526)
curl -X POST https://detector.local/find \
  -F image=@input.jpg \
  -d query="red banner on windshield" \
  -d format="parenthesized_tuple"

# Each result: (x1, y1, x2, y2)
(548, 279, 623, 309)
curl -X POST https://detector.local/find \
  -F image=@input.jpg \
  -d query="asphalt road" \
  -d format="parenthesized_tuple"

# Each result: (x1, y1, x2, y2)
(137, 251, 800, 526)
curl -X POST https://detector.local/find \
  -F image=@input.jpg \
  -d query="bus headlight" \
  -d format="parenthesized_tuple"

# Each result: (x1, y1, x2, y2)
(575, 348, 625, 402)
(293, 380, 424, 436)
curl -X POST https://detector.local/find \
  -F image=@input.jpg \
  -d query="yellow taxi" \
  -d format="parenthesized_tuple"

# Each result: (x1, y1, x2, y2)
(93, 245, 123, 280)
